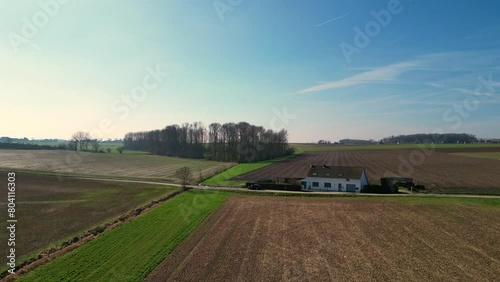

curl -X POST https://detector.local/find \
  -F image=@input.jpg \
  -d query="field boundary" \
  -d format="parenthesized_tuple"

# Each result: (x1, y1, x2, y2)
(202, 153, 301, 187)
(15, 190, 231, 281)
(1, 187, 185, 281)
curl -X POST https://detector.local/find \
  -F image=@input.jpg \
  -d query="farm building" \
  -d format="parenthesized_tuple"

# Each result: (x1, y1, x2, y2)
(300, 165, 369, 192)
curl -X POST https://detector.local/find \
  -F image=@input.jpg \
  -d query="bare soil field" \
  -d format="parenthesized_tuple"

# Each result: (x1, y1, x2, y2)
(0, 171, 178, 270)
(234, 150, 500, 194)
(0, 150, 235, 181)
(147, 196, 500, 282)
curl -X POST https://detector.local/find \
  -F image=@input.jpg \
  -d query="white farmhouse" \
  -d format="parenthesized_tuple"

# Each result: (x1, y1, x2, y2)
(300, 165, 369, 192)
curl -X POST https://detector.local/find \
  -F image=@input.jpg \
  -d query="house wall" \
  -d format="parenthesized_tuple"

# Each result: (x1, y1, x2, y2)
(300, 177, 363, 193)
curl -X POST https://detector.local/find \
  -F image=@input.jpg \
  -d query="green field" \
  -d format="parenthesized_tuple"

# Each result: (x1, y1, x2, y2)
(0, 150, 235, 182)
(452, 152, 500, 160)
(292, 143, 500, 152)
(202, 154, 299, 186)
(17, 190, 230, 282)
(0, 172, 179, 274)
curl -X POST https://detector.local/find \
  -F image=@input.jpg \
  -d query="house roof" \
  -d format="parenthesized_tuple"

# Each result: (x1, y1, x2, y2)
(306, 165, 365, 180)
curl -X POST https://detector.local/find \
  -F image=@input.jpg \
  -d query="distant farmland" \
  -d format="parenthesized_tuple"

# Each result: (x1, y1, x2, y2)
(147, 196, 500, 282)
(0, 172, 178, 272)
(0, 150, 235, 181)
(234, 148, 500, 194)
(292, 143, 500, 152)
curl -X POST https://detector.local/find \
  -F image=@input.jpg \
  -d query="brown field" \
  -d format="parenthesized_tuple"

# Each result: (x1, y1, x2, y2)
(234, 149, 500, 194)
(0, 171, 178, 270)
(0, 150, 235, 181)
(147, 196, 500, 282)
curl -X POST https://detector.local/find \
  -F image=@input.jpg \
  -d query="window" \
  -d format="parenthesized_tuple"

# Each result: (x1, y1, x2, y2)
(312, 172, 317, 176)
(337, 173, 344, 177)
(325, 173, 331, 177)
(300, 181, 306, 187)
(338, 183, 342, 190)
(346, 178, 350, 182)
(324, 182, 331, 188)
(312, 182, 319, 187)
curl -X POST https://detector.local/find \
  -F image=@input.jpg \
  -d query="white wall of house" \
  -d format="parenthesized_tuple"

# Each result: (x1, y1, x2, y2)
(300, 171, 368, 193)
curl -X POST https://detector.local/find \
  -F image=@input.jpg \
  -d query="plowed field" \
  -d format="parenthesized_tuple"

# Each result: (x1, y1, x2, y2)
(147, 196, 500, 282)
(233, 150, 500, 194)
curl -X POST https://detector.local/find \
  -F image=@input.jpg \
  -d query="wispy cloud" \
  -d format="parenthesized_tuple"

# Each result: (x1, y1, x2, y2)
(297, 61, 419, 93)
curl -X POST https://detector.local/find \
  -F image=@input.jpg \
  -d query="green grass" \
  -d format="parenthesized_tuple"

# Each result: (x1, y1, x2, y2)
(452, 152, 500, 160)
(202, 154, 299, 187)
(0, 172, 180, 274)
(293, 143, 500, 152)
(18, 190, 231, 282)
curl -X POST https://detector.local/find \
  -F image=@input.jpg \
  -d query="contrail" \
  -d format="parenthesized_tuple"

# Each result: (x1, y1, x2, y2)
(388, 34, 408, 45)
(316, 13, 350, 27)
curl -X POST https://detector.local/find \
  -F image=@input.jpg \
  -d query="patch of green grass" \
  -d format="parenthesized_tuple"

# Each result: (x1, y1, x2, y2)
(202, 154, 299, 187)
(452, 152, 500, 160)
(293, 143, 500, 152)
(18, 190, 231, 282)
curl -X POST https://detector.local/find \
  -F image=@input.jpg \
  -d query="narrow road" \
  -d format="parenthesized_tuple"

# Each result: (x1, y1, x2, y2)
(71, 176, 500, 199)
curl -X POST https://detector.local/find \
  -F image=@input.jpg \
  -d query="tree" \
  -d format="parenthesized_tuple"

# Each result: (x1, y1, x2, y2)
(91, 139, 101, 152)
(67, 140, 78, 151)
(175, 167, 192, 190)
(117, 146, 124, 154)
(106, 148, 112, 154)
(72, 131, 90, 151)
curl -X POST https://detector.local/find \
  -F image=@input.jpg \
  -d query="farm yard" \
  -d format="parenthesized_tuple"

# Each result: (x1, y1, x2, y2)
(0, 172, 179, 273)
(0, 150, 235, 181)
(146, 196, 500, 282)
(234, 147, 500, 194)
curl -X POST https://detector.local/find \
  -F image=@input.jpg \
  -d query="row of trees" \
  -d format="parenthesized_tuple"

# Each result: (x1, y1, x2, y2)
(123, 122, 293, 162)
(382, 133, 478, 144)
(123, 122, 206, 158)
(71, 131, 124, 153)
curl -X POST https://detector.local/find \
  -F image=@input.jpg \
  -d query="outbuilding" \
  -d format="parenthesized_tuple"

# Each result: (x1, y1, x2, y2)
(300, 165, 369, 192)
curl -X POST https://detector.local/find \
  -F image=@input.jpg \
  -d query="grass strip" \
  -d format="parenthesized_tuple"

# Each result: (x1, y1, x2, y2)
(202, 153, 299, 187)
(17, 190, 230, 282)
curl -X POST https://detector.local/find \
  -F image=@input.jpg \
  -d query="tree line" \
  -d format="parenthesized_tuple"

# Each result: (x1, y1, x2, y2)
(123, 122, 293, 162)
(382, 133, 479, 144)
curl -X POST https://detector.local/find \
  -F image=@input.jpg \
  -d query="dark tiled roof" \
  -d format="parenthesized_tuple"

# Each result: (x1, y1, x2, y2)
(306, 165, 365, 180)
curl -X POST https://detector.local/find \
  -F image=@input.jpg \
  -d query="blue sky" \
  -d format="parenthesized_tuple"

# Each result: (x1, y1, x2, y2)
(1, 0, 499, 142)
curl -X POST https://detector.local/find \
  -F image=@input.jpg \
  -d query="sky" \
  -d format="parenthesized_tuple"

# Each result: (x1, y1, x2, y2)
(1, 0, 499, 142)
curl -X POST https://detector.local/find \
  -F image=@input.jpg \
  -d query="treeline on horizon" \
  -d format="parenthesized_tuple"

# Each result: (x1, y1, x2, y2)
(123, 122, 293, 162)
(382, 133, 479, 144)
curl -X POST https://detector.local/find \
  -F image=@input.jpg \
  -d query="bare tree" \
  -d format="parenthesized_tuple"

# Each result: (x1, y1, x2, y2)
(72, 131, 90, 151)
(175, 167, 192, 190)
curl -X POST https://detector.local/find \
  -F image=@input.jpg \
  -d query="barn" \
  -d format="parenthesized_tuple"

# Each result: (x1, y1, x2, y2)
(300, 165, 369, 192)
